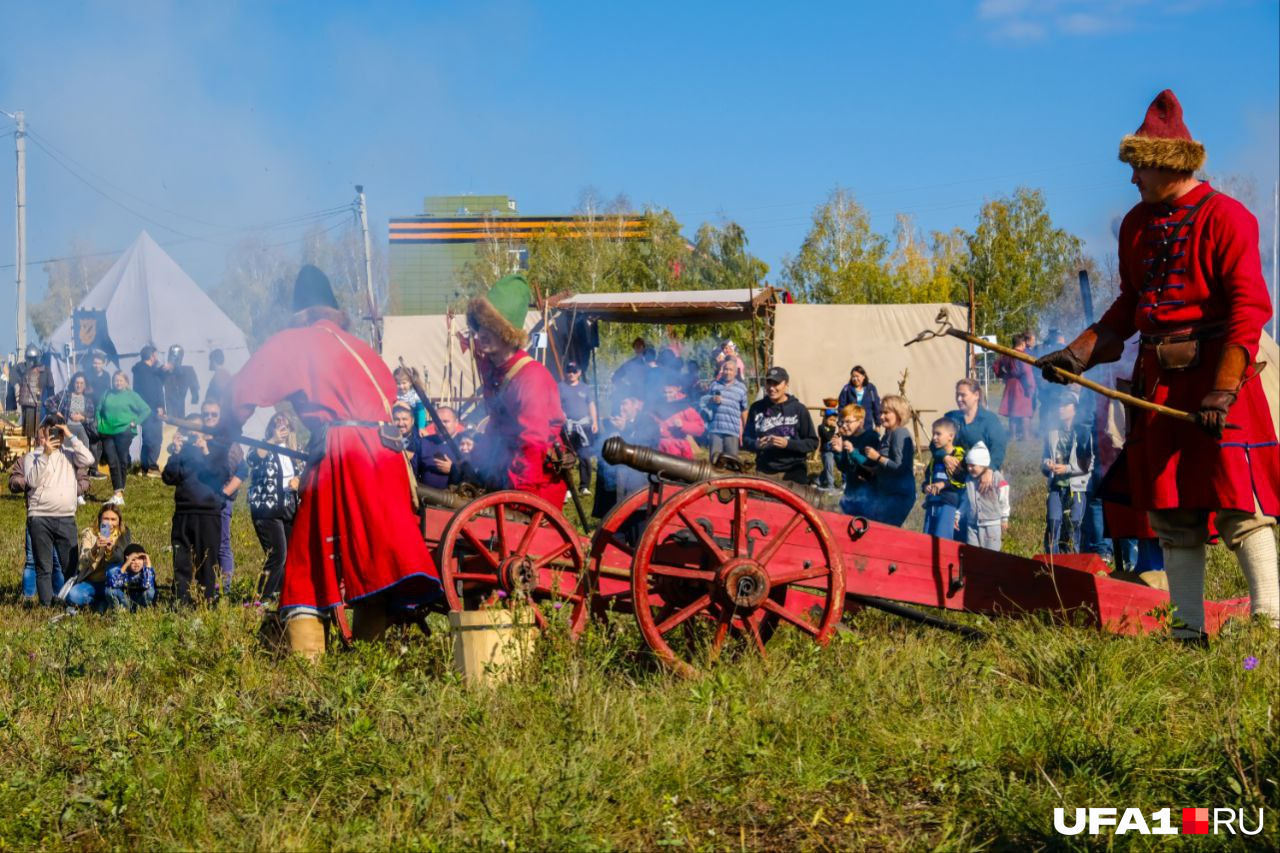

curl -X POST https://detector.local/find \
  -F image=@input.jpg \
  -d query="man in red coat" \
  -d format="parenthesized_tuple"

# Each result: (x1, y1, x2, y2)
(229, 266, 441, 658)
(1038, 90, 1279, 640)
(466, 273, 568, 505)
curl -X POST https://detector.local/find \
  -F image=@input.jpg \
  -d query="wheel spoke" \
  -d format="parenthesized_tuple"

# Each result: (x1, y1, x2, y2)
(655, 593, 712, 635)
(453, 572, 501, 584)
(743, 610, 769, 656)
(762, 597, 820, 637)
(512, 509, 546, 557)
(733, 489, 748, 557)
(494, 507, 510, 559)
(460, 527, 501, 571)
(646, 563, 716, 582)
(531, 540, 575, 571)
(753, 511, 805, 566)
(676, 509, 728, 563)
(602, 530, 635, 556)
(708, 605, 733, 662)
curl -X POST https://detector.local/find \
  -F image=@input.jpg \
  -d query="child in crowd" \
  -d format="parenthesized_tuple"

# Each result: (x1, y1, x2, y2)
(959, 442, 1009, 551)
(63, 504, 134, 610)
(922, 417, 967, 540)
(392, 366, 427, 434)
(1041, 390, 1094, 554)
(817, 407, 839, 490)
(862, 395, 917, 526)
(831, 404, 878, 516)
(106, 544, 157, 611)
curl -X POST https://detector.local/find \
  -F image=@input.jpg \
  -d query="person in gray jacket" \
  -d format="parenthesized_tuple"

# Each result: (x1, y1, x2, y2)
(17, 416, 96, 605)
(959, 443, 1010, 551)
(1041, 391, 1094, 554)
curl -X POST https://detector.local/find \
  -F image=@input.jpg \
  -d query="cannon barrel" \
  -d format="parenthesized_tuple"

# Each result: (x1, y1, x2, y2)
(601, 436, 721, 483)
(416, 484, 471, 511)
(601, 436, 826, 506)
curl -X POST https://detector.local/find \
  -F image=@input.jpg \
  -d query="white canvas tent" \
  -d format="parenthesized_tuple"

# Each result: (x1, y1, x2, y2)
(49, 231, 253, 399)
(772, 303, 971, 426)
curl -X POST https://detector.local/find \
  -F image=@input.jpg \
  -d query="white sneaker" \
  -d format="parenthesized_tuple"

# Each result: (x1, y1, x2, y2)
(77, 496, 85, 506)
(109, 493, 124, 506)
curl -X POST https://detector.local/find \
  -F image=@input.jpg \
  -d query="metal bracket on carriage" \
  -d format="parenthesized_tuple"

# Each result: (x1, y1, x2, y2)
(947, 561, 965, 597)
(846, 516, 870, 542)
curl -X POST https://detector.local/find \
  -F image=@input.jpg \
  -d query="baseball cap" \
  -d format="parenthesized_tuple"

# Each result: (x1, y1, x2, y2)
(565, 361, 580, 373)
(765, 366, 789, 384)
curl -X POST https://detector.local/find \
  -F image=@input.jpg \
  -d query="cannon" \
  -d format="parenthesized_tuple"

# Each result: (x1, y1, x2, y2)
(417, 438, 1251, 678)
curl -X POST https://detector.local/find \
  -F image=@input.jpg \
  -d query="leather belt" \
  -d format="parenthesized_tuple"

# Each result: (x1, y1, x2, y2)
(1139, 321, 1227, 346)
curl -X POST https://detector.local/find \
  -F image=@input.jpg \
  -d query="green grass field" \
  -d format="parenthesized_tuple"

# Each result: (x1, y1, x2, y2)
(1, 439, 1276, 851)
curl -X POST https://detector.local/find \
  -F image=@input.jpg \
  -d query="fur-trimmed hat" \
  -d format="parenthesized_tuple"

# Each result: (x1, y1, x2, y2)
(1118, 89, 1206, 173)
(293, 265, 339, 312)
(466, 273, 530, 349)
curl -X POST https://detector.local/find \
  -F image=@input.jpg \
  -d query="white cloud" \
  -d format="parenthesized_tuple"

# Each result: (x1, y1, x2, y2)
(976, 0, 1205, 40)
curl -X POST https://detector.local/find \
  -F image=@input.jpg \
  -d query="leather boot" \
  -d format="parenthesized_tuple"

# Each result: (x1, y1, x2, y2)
(352, 603, 391, 642)
(1163, 544, 1207, 639)
(1235, 529, 1280, 628)
(284, 613, 326, 661)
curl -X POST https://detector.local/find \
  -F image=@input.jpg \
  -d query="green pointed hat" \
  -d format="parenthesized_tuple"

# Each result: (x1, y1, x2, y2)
(466, 273, 531, 349)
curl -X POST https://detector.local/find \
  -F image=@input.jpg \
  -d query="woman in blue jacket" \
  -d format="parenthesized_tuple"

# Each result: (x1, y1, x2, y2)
(836, 365, 881, 434)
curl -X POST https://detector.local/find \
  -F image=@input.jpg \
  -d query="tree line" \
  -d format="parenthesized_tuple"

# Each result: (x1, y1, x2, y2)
(30, 182, 1121, 352)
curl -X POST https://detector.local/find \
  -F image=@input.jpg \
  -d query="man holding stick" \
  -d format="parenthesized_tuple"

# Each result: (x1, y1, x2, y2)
(1037, 89, 1279, 639)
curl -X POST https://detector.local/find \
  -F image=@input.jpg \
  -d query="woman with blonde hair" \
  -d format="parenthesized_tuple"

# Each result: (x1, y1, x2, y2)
(862, 394, 917, 526)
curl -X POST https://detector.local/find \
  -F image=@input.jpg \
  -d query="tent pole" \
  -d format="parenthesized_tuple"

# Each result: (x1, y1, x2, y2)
(747, 281, 762, 392)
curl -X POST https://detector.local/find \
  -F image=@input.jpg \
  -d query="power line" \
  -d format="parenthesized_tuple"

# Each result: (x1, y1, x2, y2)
(0, 210, 357, 271)
(25, 125, 352, 233)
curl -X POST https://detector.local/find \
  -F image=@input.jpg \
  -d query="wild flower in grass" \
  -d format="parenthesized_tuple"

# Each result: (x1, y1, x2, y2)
(496, 590, 508, 599)
(1242, 656, 1258, 671)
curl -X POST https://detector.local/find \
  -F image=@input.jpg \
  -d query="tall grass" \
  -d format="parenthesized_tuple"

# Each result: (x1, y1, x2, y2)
(1, 440, 1276, 850)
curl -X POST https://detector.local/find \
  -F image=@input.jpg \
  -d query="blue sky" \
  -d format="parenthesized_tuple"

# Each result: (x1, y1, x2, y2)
(1, 0, 1277, 353)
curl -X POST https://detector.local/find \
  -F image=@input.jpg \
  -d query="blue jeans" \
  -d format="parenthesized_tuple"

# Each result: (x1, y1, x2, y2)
(22, 527, 65, 599)
(107, 586, 156, 611)
(818, 451, 836, 488)
(1080, 469, 1112, 558)
(923, 500, 961, 540)
(219, 499, 235, 591)
(65, 580, 109, 612)
(1044, 486, 1085, 553)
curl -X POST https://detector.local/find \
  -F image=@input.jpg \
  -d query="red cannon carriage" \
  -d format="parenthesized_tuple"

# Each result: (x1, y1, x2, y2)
(417, 440, 1251, 678)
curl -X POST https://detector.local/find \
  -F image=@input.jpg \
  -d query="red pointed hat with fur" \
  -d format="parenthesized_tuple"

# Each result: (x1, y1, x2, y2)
(1118, 89, 1206, 173)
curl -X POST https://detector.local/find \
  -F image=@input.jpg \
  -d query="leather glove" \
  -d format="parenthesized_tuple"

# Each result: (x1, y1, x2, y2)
(1034, 348, 1086, 385)
(1196, 345, 1249, 439)
(1195, 390, 1235, 439)
(1034, 323, 1125, 384)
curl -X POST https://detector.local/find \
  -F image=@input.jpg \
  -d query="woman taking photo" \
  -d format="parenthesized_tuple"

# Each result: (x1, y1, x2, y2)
(862, 395, 916, 526)
(96, 371, 152, 506)
(62, 504, 134, 611)
(837, 365, 881, 434)
(246, 412, 304, 601)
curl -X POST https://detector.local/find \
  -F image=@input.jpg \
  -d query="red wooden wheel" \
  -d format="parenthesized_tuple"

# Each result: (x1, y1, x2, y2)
(629, 477, 845, 678)
(436, 491, 587, 632)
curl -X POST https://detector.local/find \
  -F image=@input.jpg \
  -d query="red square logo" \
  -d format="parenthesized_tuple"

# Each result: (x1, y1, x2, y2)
(1182, 807, 1209, 834)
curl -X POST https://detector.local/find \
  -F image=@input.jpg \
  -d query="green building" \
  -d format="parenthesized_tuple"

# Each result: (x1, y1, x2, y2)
(388, 194, 645, 315)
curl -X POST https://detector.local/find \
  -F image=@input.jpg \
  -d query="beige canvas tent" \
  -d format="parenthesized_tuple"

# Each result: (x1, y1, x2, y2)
(381, 312, 542, 405)
(771, 303, 971, 428)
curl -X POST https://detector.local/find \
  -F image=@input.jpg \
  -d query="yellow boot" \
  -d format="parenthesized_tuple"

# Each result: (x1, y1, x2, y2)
(284, 613, 326, 661)
(352, 604, 391, 642)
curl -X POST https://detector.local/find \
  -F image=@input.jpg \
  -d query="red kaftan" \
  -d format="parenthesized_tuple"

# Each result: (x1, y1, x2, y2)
(230, 320, 441, 611)
(654, 403, 707, 459)
(995, 356, 1035, 419)
(1099, 182, 1279, 515)
(474, 350, 568, 505)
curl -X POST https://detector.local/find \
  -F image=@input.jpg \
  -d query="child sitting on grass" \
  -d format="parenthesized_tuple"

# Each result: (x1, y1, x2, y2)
(958, 442, 1009, 551)
(106, 543, 157, 611)
(922, 417, 967, 540)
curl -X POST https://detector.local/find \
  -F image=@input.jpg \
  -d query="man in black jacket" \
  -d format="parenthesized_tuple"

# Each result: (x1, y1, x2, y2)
(162, 427, 236, 604)
(163, 345, 201, 418)
(131, 345, 167, 476)
(744, 366, 818, 485)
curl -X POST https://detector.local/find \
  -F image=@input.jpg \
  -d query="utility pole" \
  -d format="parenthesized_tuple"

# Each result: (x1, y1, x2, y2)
(355, 184, 380, 352)
(6, 109, 26, 354)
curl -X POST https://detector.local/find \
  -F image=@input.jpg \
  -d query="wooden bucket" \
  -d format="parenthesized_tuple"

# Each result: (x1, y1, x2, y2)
(448, 607, 535, 684)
